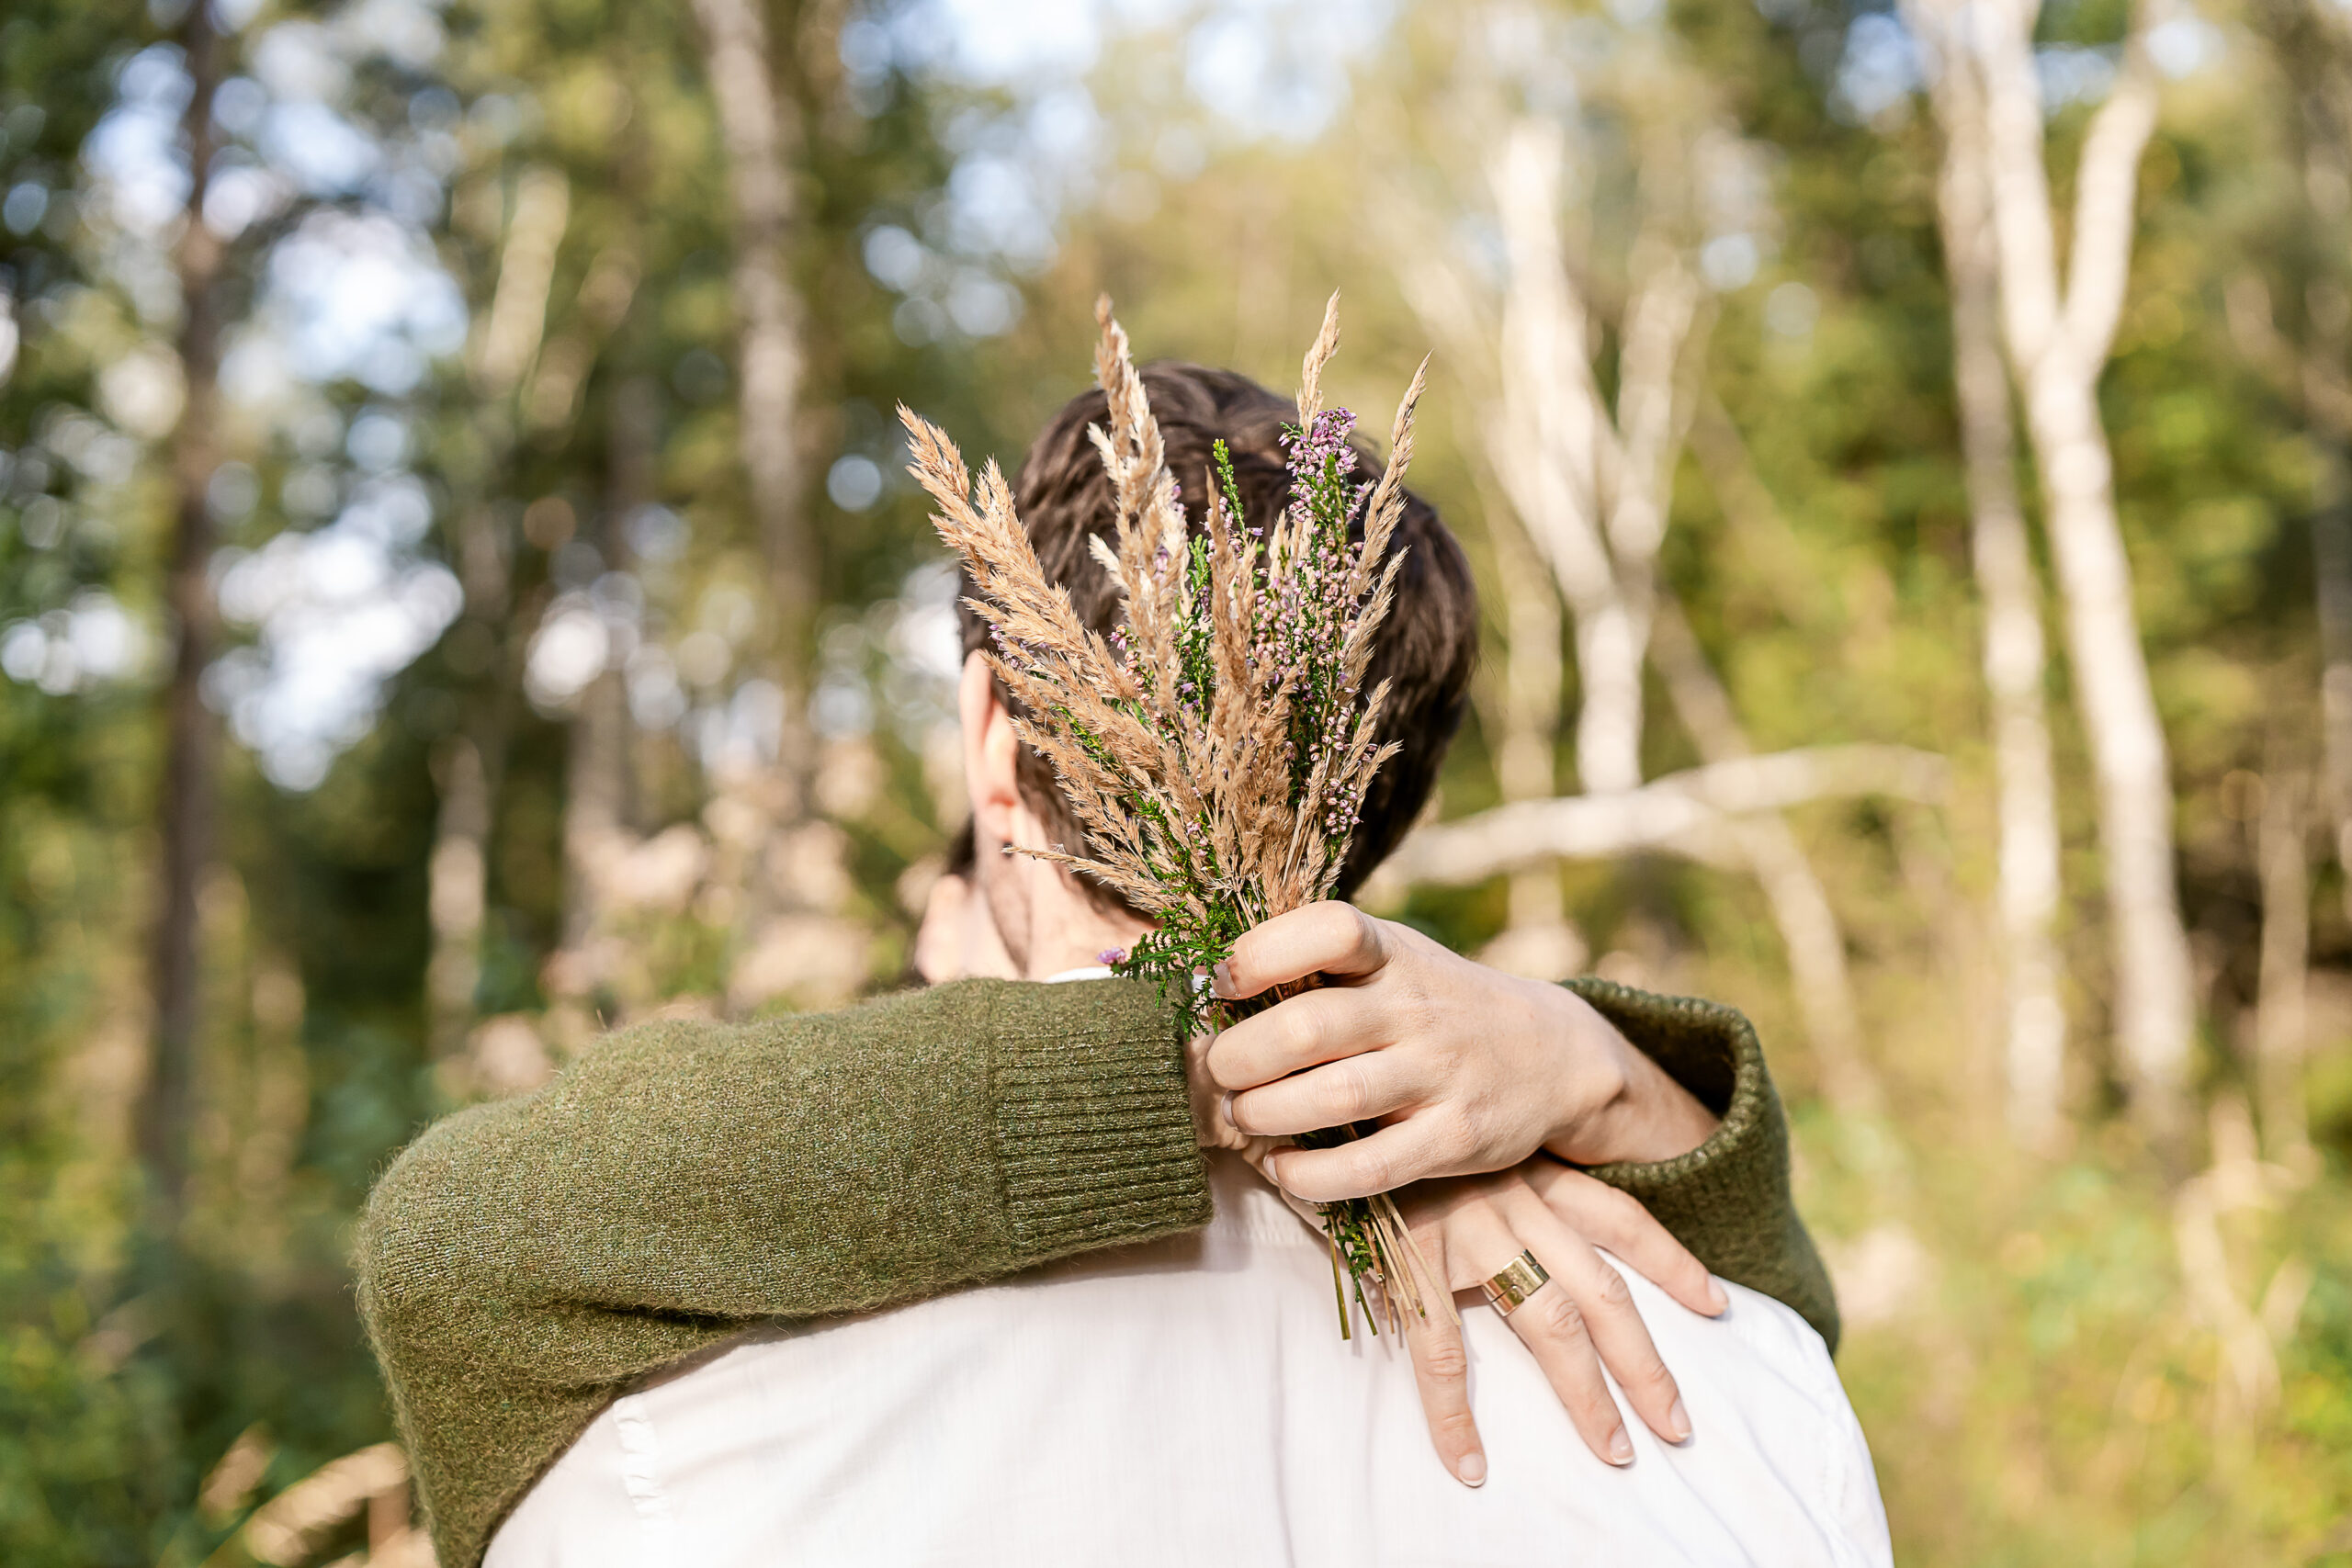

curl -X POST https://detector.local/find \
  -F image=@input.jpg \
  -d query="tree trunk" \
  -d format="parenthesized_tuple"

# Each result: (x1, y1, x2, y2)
(426, 737, 490, 1058)
(2316, 513, 2352, 922)
(1478, 513, 1588, 981)
(1649, 597, 1882, 1114)
(424, 495, 516, 1060)
(1487, 121, 1647, 795)
(424, 499, 527, 1059)
(431, 163, 577, 1055)
(559, 378, 655, 968)
(1391, 89, 1886, 1095)
(2254, 767, 2312, 1165)
(2303, 115, 2352, 923)
(2239, 0, 2352, 922)
(1955, 242, 2069, 1151)
(562, 671, 631, 949)
(1975, 0, 2194, 1141)
(691, 0, 812, 773)
(1497, 523, 1567, 934)
(1912, 1, 2071, 1146)
(470, 166, 569, 396)
(692, 0, 827, 1011)
(138, 2, 226, 1224)
(2026, 374, 2193, 1133)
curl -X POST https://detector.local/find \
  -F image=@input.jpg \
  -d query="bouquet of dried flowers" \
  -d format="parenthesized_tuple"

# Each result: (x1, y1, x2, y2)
(900, 294, 1439, 1338)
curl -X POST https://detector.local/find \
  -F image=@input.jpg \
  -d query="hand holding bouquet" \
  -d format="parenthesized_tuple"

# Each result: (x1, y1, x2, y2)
(901, 295, 1442, 1337)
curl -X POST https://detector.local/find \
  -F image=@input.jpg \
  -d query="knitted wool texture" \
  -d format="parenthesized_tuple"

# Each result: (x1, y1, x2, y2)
(356, 975, 1835, 1568)
(1566, 976, 1838, 1352)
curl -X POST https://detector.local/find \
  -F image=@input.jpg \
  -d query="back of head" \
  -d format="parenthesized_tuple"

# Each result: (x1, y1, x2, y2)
(956, 361, 1479, 908)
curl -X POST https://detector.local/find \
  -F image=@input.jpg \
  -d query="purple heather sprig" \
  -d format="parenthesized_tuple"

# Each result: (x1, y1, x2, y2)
(902, 291, 1430, 1340)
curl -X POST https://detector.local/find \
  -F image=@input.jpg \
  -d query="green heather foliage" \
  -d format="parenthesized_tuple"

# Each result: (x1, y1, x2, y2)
(3, 0, 2349, 1562)
(908, 299, 1427, 1330)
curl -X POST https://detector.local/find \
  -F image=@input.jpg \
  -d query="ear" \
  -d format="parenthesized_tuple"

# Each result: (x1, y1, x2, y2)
(959, 651, 1022, 844)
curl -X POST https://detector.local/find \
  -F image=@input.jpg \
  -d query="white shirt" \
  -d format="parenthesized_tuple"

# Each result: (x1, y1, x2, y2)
(490, 1150, 1890, 1567)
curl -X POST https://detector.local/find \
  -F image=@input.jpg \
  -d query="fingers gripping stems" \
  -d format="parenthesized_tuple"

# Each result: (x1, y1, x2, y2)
(1216, 900, 1392, 999)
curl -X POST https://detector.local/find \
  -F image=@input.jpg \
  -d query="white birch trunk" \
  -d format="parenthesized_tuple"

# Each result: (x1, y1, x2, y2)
(1427, 105, 1885, 1086)
(1975, 0, 2195, 1136)
(1488, 121, 1648, 795)
(1912, 0, 2071, 1146)
(1649, 599, 1882, 1113)
(1495, 524, 1566, 825)
(1481, 514, 1588, 980)
(1381, 54, 1889, 1090)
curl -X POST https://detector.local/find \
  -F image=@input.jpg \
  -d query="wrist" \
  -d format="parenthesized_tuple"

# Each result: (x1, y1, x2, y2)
(1533, 981, 1633, 1162)
(1541, 987, 1718, 1168)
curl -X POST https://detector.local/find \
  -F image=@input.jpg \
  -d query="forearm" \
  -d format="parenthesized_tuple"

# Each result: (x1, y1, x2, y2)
(356, 976, 1212, 1568)
(357, 977, 1207, 1369)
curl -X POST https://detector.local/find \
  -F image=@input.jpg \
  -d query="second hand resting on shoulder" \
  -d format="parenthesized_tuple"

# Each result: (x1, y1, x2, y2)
(1189, 901, 1735, 1483)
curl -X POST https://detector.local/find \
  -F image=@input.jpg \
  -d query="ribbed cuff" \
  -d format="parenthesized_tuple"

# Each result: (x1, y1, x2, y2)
(1561, 977, 1841, 1353)
(989, 977, 1214, 1260)
(1562, 977, 1766, 1201)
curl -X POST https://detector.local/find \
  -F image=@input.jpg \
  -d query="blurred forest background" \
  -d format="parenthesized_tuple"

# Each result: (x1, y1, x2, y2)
(4, 0, 2350, 1561)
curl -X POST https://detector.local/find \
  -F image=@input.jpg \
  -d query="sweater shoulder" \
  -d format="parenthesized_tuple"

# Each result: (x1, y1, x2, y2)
(351, 979, 1169, 1332)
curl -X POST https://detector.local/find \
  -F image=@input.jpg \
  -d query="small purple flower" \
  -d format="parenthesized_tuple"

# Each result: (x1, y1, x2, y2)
(1284, 408, 1361, 481)
(1098, 947, 1128, 965)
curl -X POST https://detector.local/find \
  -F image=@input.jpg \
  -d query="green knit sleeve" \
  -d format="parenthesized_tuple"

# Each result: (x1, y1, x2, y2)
(1561, 977, 1840, 1355)
(354, 976, 1207, 1568)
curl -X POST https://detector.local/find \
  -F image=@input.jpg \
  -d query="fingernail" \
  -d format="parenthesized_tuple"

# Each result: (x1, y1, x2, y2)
(1456, 1451, 1487, 1486)
(1704, 1280, 1728, 1314)
(1211, 961, 1237, 998)
(1607, 1428, 1634, 1465)
(1668, 1399, 1690, 1443)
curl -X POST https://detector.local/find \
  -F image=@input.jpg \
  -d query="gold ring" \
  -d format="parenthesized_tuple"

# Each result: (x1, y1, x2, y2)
(1480, 1250, 1550, 1317)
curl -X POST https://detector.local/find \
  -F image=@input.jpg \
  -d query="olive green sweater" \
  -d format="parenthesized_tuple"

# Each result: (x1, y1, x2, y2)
(356, 976, 1834, 1568)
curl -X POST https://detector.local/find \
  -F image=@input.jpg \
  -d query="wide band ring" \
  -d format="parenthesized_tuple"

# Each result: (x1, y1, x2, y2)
(1480, 1250, 1551, 1317)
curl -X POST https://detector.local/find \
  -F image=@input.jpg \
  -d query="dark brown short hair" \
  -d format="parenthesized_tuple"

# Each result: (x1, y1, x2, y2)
(958, 361, 1479, 909)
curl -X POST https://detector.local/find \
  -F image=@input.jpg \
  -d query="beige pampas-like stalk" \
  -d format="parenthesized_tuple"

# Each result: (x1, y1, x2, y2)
(900, 294, 1442, 1337)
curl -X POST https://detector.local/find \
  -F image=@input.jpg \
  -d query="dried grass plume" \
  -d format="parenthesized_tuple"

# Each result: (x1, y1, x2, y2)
(900, 294, 1437, 1335)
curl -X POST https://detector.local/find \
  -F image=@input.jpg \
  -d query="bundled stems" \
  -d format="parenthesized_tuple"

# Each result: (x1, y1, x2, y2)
(901, 293, 1433, 1336)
